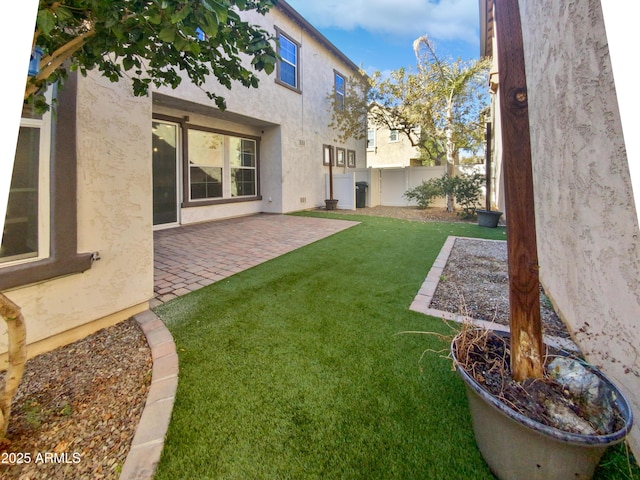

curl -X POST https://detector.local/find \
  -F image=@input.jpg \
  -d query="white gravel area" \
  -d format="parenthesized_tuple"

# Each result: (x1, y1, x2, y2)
(429, 237, 570, 339)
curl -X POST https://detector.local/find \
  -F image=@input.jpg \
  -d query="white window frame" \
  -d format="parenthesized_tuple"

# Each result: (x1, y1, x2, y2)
(186, 127, 259, 203)
(187, 129, 225, 201)
(230, 137, 257, 198)
(367, 128, 376, 151)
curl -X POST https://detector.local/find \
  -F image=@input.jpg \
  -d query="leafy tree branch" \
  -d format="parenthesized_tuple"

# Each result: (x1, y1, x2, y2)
(27, 0, 279, 111)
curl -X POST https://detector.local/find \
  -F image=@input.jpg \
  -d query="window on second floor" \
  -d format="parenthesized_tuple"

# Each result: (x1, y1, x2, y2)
(276, 29, 300, 92)
(367, 128, 376, 150)
(389, 130, 399, 143)
(334, 71, 345, 109)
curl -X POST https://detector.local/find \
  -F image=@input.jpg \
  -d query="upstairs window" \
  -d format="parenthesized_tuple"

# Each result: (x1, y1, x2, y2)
(334, 71, 345, 109)
(367, 128, 376, 150)
(276, 29, 300, 91)
(389, 130, 399, 142)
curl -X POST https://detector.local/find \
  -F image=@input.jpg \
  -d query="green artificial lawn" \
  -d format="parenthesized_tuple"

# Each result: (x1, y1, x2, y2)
(153, 213, 637, 480)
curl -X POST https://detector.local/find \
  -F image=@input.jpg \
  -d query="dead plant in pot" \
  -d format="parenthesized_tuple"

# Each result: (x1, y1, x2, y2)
(449, 322, 633, 480)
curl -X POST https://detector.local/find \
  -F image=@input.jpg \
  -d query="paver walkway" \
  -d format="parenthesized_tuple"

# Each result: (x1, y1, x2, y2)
(152, 214, 359, 306)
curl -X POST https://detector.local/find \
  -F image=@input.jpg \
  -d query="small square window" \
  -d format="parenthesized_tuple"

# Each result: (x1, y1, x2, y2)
(323, 145, 334, 166)
(347, 150, 356, 168)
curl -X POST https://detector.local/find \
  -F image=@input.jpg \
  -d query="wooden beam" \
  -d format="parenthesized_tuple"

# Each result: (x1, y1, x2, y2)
(494, 0, 544, 381)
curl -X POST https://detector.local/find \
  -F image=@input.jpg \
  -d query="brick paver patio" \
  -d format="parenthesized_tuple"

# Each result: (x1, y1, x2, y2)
(152, 213, 359, 306)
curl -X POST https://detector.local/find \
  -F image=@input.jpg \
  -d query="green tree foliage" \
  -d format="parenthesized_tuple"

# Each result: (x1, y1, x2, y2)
(371, 37, 490, 168)
(326, 71, 370, 144)
(325, 36, 490, 211)
(28, 0, 279, 111)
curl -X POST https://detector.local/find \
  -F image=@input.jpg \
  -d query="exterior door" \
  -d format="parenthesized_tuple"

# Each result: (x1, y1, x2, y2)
(152, 121, 180, 226)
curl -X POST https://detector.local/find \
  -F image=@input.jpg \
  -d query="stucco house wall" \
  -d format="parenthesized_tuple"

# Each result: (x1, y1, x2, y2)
(366, 123, 420, 168)
(520, 0, 640, 452)
(153, 2, 365, 222)
(1, 1, 365, 360)
(1, 71, 153, 362)
(484, 0, 640, 453)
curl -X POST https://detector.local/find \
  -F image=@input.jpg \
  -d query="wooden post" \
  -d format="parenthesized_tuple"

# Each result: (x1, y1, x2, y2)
(329, 155, 334, 200)
(494, 0, 544, 381)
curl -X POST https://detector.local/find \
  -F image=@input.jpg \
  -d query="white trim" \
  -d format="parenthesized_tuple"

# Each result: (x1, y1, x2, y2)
(152, 120, 181, 229)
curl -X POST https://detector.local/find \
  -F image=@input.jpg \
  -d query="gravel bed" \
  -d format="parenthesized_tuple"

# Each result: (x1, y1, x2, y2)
(430, 237, 570, 338)
(0, 317, 151, 479)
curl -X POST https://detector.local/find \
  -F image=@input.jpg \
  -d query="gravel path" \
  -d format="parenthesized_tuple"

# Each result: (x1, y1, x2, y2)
(429, 237, 570, 338)
(316, 205, 478, 223)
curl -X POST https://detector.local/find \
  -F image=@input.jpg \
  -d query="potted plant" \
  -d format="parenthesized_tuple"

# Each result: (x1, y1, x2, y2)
(450, 326, 633, 480)
(476, 122, 503, 227)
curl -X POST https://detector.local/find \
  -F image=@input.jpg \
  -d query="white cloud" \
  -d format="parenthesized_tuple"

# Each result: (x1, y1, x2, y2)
(285, 0, 479, 44)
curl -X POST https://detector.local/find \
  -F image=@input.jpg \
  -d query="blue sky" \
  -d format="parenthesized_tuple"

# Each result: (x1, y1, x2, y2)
(284, 0, 482, 75)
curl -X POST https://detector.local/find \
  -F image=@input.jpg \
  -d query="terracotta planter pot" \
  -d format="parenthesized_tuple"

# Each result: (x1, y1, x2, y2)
(325, 199, 338, 210)
(476, 209, 503, 228)
(451, 331, 633, 480)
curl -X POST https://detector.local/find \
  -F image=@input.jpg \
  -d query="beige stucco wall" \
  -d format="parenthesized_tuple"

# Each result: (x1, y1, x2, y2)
(153, 5, 365, 215)
(366, 123, 420, 168)
(1, 71, 153, 363)
(519, 0, 640, 452)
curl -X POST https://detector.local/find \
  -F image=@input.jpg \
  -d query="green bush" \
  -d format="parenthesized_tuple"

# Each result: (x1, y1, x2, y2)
(452, 173, 485, 218)
(404, 172, 484, 217)
(403, 179, 441, 209)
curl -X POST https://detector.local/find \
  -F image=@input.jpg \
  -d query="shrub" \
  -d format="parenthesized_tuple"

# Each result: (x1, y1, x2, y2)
(403, 172, 485, 217)
(452, 173, 485, 218)
(403, 179, 441, 209)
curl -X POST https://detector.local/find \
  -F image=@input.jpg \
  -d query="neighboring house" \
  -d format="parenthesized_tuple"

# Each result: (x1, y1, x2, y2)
(366, 123, 421, 168)
(366, 106, 421, 168)
(480, 0, 640, 454)
(0, 1, 365, 362)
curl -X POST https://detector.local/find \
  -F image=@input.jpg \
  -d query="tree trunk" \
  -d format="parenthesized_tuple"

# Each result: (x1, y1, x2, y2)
(494, 0, 544, 381)
(0, 293, 27, 437)
(445, 98, 455, 212)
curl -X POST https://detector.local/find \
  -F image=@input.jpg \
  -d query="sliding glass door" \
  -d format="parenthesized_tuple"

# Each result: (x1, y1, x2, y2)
(152, 121, 180, 226)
